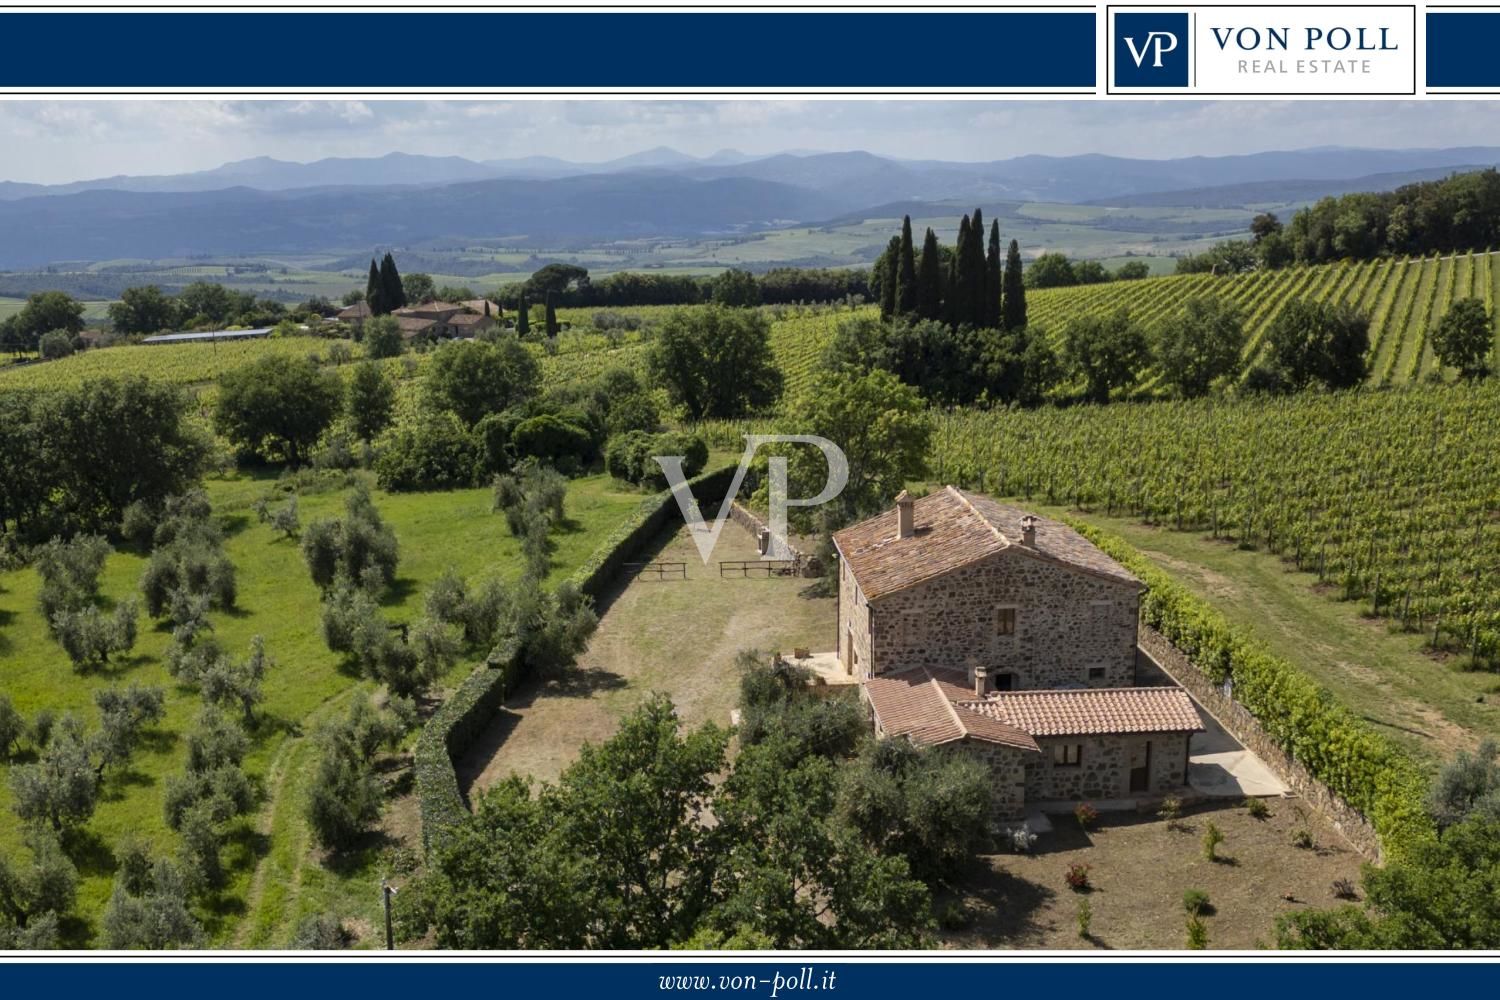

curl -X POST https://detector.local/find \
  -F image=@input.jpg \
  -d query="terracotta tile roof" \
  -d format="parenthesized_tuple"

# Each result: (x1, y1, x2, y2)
(958, 687, 1204, 737)
(462, 299, 497, 316)
(395, 316, 438, 337)
(832, 486, 1141, 601)
(865, 668, 1040, 752)
(337, 302, 371, 319)
(448, 312, 494, 327)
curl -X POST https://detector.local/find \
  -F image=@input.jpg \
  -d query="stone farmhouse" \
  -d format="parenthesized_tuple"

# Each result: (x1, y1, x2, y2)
(832, 486, 1204, 817)
(339, 299, 499, 341)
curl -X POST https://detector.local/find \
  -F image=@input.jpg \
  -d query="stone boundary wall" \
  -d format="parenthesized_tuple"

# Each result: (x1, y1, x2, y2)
(1138, 626, 1384, 862)
(727, 501, 820, 576)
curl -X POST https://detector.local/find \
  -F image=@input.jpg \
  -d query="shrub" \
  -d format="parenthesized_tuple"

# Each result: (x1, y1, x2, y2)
(1182, 888, 1211, 916)
(1158, 795, 1184, 829)
(373, 410, 479, 492)
(1186, 914, 1208, 950)
(1202, 821, 1224, 861)
(1064, 863, 1092, 892)
(510, 413, 594, 473)
(1331, 877, 1358, 900)
(290, 913, 352, 950)
(1245, 797, 1270, 819)
(1076, 897, 1093, 940)
(937, 900, 974, 932)
(1074, 801, 1099, 830)
(1291, 828, 1316, 850)
(39, 330, 77, 360)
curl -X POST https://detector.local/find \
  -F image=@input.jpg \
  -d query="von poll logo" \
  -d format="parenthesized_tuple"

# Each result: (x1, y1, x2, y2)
(1114, 12, 1190, 88)
(656, 435, 848, 565)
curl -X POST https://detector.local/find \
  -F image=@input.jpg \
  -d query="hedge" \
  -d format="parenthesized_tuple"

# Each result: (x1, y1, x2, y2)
(416, 463, 739, 853)
(1067, 518, 1435, 860)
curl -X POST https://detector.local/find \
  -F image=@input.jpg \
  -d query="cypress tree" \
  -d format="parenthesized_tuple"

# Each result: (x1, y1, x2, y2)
(878, 236, 900, 320)
(917, 228, 942, 321)
(1003, 239, 1027, 331)
(516, 292, 530, 337)
(380, 253, 406, 310)
(967, 209, 988, 328)
(896, 215, 918, 317)
(986, 220, 1002, 329)
(544, 290, 559, 337)
(365, 260, 385, 316)
(951, 214, 974, 328)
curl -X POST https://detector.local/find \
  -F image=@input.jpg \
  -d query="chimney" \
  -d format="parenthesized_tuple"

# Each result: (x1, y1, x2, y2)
(1020, 515, 1038, 547)
(895, 490, 915, 539)
(974, 665, 990, 698)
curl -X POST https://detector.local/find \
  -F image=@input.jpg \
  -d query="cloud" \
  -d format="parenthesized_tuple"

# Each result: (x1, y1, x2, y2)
(1, 100, 1498, 184)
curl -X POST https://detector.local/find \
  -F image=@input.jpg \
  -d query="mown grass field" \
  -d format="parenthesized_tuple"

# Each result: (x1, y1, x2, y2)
(1039, 509, 1498, 767)
(0, 470, 647, 946)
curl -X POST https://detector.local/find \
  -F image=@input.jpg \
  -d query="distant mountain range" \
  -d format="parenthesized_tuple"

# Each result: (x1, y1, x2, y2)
(0, 145, 1497, 268)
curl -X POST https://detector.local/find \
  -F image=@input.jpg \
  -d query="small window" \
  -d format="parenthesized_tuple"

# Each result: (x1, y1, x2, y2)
(1088, 667, 1106, 681)
(1054, 744, 1083, 767)
(993, 672, 1015, 692)
(1090, 600, 1114, 619)
(996, 607, 1017, 636)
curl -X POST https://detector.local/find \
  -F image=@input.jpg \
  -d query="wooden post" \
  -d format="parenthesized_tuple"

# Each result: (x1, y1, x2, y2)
(381, 879, 396, 951)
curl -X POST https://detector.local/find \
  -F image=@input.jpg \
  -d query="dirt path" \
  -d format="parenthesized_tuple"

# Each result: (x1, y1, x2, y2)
(458, 522, 837, 791)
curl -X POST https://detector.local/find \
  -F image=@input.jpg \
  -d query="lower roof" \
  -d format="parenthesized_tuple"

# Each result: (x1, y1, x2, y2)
(865, 666, 1203, 750)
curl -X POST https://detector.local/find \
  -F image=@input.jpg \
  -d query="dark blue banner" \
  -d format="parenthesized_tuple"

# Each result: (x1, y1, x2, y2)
(0, 12, 1095, 89)
(1, 960, 1495, 998)
(1427, 11, 1500, 88)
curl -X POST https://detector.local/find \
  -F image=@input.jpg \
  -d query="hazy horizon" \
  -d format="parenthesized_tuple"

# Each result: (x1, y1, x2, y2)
(6, 99, 1500, 185)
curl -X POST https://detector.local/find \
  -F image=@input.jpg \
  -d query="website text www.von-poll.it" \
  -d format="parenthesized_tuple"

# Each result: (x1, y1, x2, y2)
(659, 968, 837, 996)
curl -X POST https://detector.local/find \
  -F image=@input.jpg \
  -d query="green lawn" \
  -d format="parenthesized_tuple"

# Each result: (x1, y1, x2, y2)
(1047, 508, 1500, 768)
(0, 469, 646, 946)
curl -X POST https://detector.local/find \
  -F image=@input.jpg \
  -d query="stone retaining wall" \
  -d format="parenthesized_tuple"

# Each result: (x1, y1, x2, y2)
(728, 501, 820, 576)
(1138, 626, 1384, 862)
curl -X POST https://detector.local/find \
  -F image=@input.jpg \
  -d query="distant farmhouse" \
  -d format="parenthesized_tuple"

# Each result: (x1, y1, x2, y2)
(834, 487, 1204, 818)
(340, 298, 499, 341)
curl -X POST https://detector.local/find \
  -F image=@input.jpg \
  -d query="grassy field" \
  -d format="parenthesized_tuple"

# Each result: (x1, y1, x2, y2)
(458, 520, 836, 791)
(0, 469, 647, 946)
(1047, 509, 1498, 767)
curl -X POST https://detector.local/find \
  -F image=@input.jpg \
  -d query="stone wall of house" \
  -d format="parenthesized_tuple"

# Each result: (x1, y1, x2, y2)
(862, 549, 1140, 688)
(840, 560, 872, 679)
(961, 740, 1032, 820)
(728, 502, 819, 576)
(1022, 731, 1190, 801)
(1138, 628, 1383, 862)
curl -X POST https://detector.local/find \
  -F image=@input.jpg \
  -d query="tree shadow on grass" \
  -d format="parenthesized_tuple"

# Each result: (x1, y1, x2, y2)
(323, 829, 402, 878)
(553, 516, 586, 535)
(219, 513, 253, 538)
(380, 576, 419, 608)
(944, 857, 1058, 947)
(543, 663, 628, 699)
(62, 828, 116, 878)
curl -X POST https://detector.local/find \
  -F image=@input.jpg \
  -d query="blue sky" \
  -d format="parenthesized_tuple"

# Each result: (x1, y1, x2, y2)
(3, 100, 1499, 184)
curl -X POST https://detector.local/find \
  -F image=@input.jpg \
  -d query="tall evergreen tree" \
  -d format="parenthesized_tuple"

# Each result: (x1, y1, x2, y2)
(985, 220, 1003, 329)
(365, 260, 385, 317)
(966, 209, 987, 327)
(1003, 239, 1027, 331)
(878, 236, 900, 320)
(516, 293, 530, 337)
(544, 290, 559, 337)
(950, 214, 975, 328)
(916, 228, 943, 321)
(896, 216, 918, 317)
(380, 254, 406, 311)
